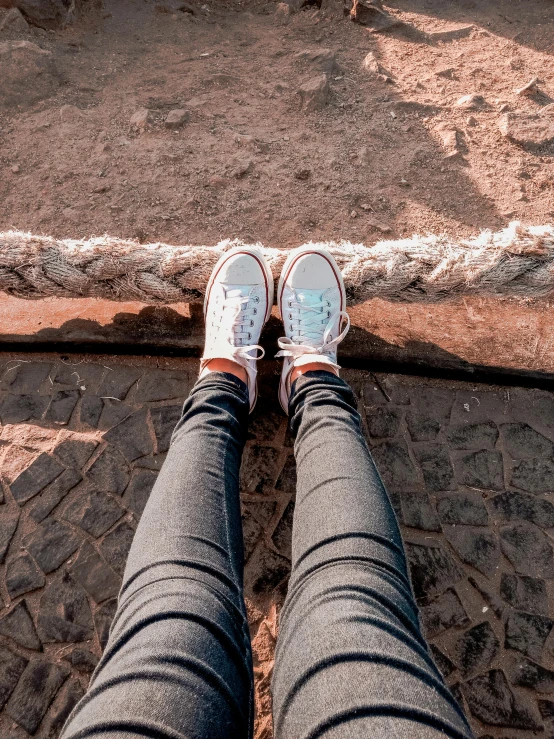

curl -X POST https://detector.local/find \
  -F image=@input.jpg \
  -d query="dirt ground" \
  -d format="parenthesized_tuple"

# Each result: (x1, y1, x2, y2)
(0, 0, 553, 251)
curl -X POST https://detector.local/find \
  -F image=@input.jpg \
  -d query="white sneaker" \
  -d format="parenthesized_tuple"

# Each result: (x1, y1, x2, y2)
(276, 245, 350, 413)
(200, 246, 274, 411)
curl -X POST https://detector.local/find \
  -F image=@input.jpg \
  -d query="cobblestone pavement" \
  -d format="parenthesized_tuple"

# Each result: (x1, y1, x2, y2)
(1, 354, 554, 738)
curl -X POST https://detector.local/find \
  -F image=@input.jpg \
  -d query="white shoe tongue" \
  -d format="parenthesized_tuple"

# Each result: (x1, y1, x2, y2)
(295, 289, 325, 304)
(224, 286, 246, 299)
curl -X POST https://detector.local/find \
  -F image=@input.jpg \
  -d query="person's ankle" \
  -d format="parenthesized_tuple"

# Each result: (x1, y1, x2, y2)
(290, 362, 339, 384)
(200, 358, 248, 384)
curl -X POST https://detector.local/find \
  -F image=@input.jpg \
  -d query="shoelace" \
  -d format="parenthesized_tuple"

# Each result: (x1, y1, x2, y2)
(213, 289, 265, 367)
(275, 296, 350, 368)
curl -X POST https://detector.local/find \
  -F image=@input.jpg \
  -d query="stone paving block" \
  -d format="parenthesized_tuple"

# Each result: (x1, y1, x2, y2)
(245, 546, 290, 596)
(150, 405, 181, 453)
(490, 491, 554, 528)
(430, 644, 455, 679)
(505, 611, 554, 661)
(0, 645, 28, 711)
(87, 446, 130, 495)
(94, 598, 117, 650)
(2, 363, 52, 394)
(371, 440, 419, 491)
(6, 552, 46, 598)
(461, 669, 542, 729)
(468, 576, 504, 618)
(99, 521, 135, 576)
(500, 522, 554, 578)
(437, 492, 488, 526)
(511, 458, 554, 494)
(414, 444, 455, 492)
(271, 501, 294, 559)
(10, 452, 64, 505)
(41, 677, 84, 738)
(63, 490, 124, 538)
(53, 437, 98, 469)
(240, 446, 280, 493)
(44, 390, 79, 425)
(453, 622, 500, 678)
(242, 512, 263, 562)
(96, 366, 142, 401)
(275, 456, 296, 494)
(36, 573, 94, 644)
(6, 658, 70, 734)
(123, 469, 158, 518)
(0, 394, 50, 424)
(103, 408, 154, 462)
(134, 370, 190, 403)
(406, 541, 464, 599)
(24, 519, 81, 574)
(511, 658, 554, 693)
(0, 509, 19, 563)
(444, 526, 500, 578)
(446, 421, 499, 450)
(405, 387, 454, 441)
(80, 395, 103, 428)
(500, 423, 554, 459)
(63, 648, 98, 674)
(454, 449, 504, 491)
(29, 469, 83, 523)
(400, 491, 441, 531)
(451, 390, 511, 424)
(510, 388, 554, 437)
(420, 588, 470, 639)
(248, 407, 284, 443)
(52, 362, 105, 392)
(500, 573, 549, 616)
(70, 541, 121, 604)
(365, 406, 403, 438)
(98, 399, 133, 431)
(0, 600, 41, 651)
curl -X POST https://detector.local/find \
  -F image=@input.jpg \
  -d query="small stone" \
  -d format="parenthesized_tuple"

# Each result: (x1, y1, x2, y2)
(0, 509, 19, 563)
(430, 644, 455, 679)
(511, 658, 554, 693)
(400, 491, 441, 531)
(53, 437, 98, 468)
(350, 0, 401, 31)
(150, 405, 181, 453)
(453, 622, 499, 677)
(362, 50, 382, 74)
(499, 108, 554, 148)
(414, 445, 454, 492)
(294, 168, 311, 180)
(511, 458, 554, 494)
(501, 423, 554, 458)
(103, 408, 155, 463)
(130, 108, 153, 128)
(490, 490, 554, 528)
(437, 492, 488, 526)
(454, 449, 504, 491)
(462, 669, 541, 729)
(10, 163, 20, 174)
(421, 588, 470, 638)
(36, 572, 94, 643)
(444, 526, 500, 577)
(99, 520, 135, 575)
(207, 175, 229, 188)
(6, 552, 45, 598)
(42, 677, 84, 737)
(45, 389, 79, 424)
(350, 210, 357, 218)
(29, 468, 83, 523)
(134, 370, 189, 403)
(87, 446, 130, 495)
(456, 93, 487, 110)
(70, 541, 120, 604)
(6, 658, 70, 734)
(466, 115, 477, 126)
(501, 522, 554, 578)
(63, 490, 124, 538)
(123, 469, 158, 518)
(298, 74, 330, 112)
(64, 648, 98, 674)
(446, 421, 498, 450)
(406, 541, 463, 599)
(94, 598, 117, 650)
(500, 573, 548, 615)
(516, 77, 539, 96)
(97, 366, 142, 401)
(295, 48, 341, 76)
(0, 600, 40, 651)
(10, 452, 64, 505)
(165, 108, 190, 129)
(0, 41, 60, 110)
(24, 518, 81, 574)
(0, 7, 29, 32)
(371, 440, 419, 491)
(231, 157, 253, 178)
(506, 610, 554, 661)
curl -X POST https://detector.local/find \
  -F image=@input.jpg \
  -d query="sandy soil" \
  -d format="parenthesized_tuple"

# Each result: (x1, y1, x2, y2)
(0, 0, 553, 253)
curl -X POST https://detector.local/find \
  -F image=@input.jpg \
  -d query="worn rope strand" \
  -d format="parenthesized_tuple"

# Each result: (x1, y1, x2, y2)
(0, 222, 553, 304)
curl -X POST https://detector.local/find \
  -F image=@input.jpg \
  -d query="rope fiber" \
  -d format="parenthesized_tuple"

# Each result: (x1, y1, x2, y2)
(1, 222, 553, 304)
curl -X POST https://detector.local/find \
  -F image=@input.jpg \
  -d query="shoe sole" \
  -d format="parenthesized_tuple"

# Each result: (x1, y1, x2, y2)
(277, 245, 346, 414)
(204, 246, 274, 412)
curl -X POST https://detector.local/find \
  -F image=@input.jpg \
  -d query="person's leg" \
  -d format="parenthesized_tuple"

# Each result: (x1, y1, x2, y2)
(273, 246, 474, 739)
(62, 247, 274, 739)
(272, 371, 474, 739)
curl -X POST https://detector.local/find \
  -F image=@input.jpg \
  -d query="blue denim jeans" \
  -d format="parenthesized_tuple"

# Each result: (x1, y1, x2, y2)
(61, 371, 474, 739)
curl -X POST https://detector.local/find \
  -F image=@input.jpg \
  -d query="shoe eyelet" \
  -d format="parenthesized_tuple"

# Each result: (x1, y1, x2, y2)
(327, 301, 331, 308)
(289, 313, 292, 320)
(253, 308, 257, 315)
(250, 321, 254, 327)
(248, 332, 252, 340)
(255, 296, 260, 303)
(327, 311, 331, 318)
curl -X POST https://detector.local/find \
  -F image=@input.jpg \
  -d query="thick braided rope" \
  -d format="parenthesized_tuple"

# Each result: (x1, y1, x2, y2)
(0, 222, 553, 304)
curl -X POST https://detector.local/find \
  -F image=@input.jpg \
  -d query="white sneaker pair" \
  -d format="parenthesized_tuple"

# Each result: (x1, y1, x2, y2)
(199, 246, 351, 413)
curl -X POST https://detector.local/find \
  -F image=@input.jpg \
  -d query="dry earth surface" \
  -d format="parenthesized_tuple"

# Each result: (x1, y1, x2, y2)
(2, 0, 554, 738)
